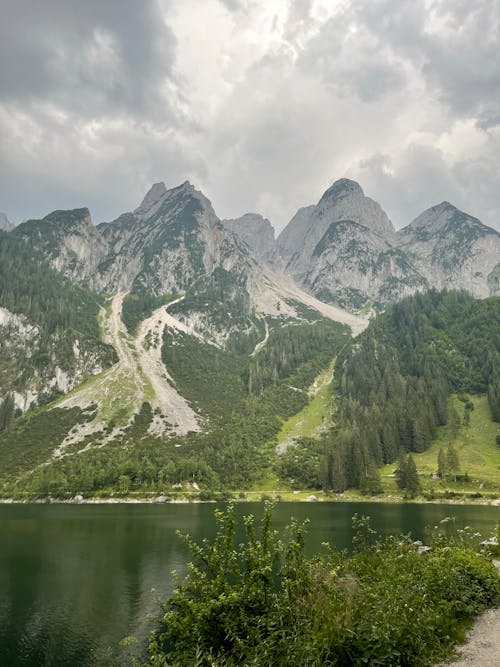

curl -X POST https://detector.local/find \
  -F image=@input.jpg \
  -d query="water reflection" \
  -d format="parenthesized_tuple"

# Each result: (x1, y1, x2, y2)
(0, 502, 498, 666)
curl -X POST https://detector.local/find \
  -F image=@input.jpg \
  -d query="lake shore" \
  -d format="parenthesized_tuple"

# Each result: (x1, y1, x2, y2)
(1, 493, 499, 506)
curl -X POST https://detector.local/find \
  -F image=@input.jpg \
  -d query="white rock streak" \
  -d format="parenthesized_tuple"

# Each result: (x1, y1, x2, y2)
(135, 296, 201, 436)
(55, 292, 200, 456)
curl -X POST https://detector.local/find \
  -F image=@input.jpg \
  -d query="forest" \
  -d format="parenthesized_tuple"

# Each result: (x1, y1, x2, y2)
(289, 290, 500, 494)
(0, 289, 499, 498)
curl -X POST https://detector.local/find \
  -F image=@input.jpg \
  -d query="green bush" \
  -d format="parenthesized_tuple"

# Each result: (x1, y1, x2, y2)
(145, 504, 500, 667)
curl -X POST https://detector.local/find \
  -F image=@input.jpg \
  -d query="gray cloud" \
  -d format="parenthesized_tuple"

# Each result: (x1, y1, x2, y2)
(0, 0, 178, 119)
(0, 0, 499, 233)
(348, 137, 500, 229)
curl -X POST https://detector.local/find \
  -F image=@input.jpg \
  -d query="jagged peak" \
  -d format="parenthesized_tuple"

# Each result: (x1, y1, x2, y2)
(429, 201, 457, 214)
(0, 211, 13, 231)
(44, 207, 92, 224)
(400, 200, 500, 240)
(318, 178, 364, 205)
(134, 182, 168, 217)
(224, 212, 272, 227)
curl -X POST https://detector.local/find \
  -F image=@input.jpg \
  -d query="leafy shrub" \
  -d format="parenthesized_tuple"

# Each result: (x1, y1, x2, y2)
(145, 504, 500, 667)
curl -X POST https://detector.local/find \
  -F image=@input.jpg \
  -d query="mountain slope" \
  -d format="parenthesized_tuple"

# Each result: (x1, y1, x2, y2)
(277, 179, 425, 309)
(0, 230, 115, 411)
(277, 178, 395, 276)
(0, 212, 13, 231)
(396, 202, 500, 298)
(221, 213, 276, 264)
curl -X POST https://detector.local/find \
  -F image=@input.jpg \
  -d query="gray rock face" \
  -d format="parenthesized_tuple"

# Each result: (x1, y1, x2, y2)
(0, 305, 111, 411)
(277, 179, 407, 308)
(95, 180, 249, 297)
(277, 178, 395, 277)
(0, 212, 13, 231)
(304, 220, 426, 309)
(134, 182, 168, 219)
(277, 181, 500, 310)
(396, 202, 500, 298)
(14, 208, 108, 283)
(222, 213, 276, 263)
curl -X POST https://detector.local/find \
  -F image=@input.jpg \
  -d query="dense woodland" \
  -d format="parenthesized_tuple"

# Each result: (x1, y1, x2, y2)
(0, 231, 103, 339)
(0, 318, 349, 496)
(0, 231, 115, 417)
(1, 288, 499, 498)
(292, 291, 500, 494)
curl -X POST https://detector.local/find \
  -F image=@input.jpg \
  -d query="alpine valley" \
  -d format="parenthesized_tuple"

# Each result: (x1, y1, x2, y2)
(1, 178, 499, 499)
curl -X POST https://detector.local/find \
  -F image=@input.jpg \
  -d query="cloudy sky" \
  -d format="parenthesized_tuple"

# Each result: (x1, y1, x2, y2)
(0, 0, 499, 231)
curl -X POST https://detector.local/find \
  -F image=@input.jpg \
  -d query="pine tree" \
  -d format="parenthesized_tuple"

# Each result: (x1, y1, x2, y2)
(437, 447, 447, 479)
(404, 454, 420, 498)
(446, 445, 460, 481)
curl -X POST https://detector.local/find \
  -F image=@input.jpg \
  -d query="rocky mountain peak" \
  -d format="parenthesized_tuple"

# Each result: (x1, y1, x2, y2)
(43, 207, 93, 229)
(222, 213, 276, 262)
(315, 178, 394, 238)
(0, 212, 13, 231)
(134, 182, 168, 219)
(399, 201, 494, 240)
(318, 178, 364, 205)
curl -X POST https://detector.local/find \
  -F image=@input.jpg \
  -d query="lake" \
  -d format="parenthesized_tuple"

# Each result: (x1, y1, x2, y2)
(0, 501, 498, 666)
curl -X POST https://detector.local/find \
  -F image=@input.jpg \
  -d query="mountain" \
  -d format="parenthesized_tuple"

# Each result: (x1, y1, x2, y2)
(0, 230, 116, 411)
(221, 213, 276, 263)
(2, 175, 500, 499)
(278, 179, 395, 273)
(2, 181, 365, 423)
(277, 180, 500, 310)
(277, 178, 426, 309)
(0, 212, 13, 231)
(396, 202, 500, 298)
(14, 208, 108, 283)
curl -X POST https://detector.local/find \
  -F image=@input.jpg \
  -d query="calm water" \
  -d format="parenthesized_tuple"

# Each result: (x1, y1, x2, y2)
(0, 501, 498, 666)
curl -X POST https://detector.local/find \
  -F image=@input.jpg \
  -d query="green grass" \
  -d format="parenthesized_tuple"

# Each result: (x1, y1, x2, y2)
(277, 359, 335, 445)
(380, 394, 500, 496)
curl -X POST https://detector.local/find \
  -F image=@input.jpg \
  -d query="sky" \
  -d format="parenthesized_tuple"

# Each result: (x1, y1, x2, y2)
(0, 0, 499, 232)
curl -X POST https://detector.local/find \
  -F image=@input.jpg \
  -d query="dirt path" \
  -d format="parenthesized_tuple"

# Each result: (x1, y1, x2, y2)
(439, 561, 500, 666)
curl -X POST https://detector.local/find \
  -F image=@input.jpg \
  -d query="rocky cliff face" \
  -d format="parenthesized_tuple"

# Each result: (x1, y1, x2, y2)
(222, 213, 276, 263)
(277, 179, 395, 276)
(96, 181, 248, 299)
(15, 208, 108, 283)
(0, 212, 13, 231)
(304, 220, 426, 310)
(396, 202, 500, 298)
(0, 304, 111, 411)
(276, 179, 421, 309)
(278, 180, 500, 310)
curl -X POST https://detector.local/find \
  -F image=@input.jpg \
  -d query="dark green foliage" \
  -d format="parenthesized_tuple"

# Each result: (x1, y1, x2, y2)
(0, 229, 116, 399)
(145, 504, 500, 667)
(446, 445, 460, 481)
(0, 394, 15, 432)
(161, 331, 246, 418)
(395, 453, 420, 497)
(0, 406, 87, 486)
(488, 354, 500, 421)
(3, 316, 350, 497)
(121, 292, 174, 333)
(245, 320, 350, 395)
(326, 291, 500, 492)
(277, 437, 329, 489)
(0, 230, 104, 339)
(169, 267, 253, 340)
